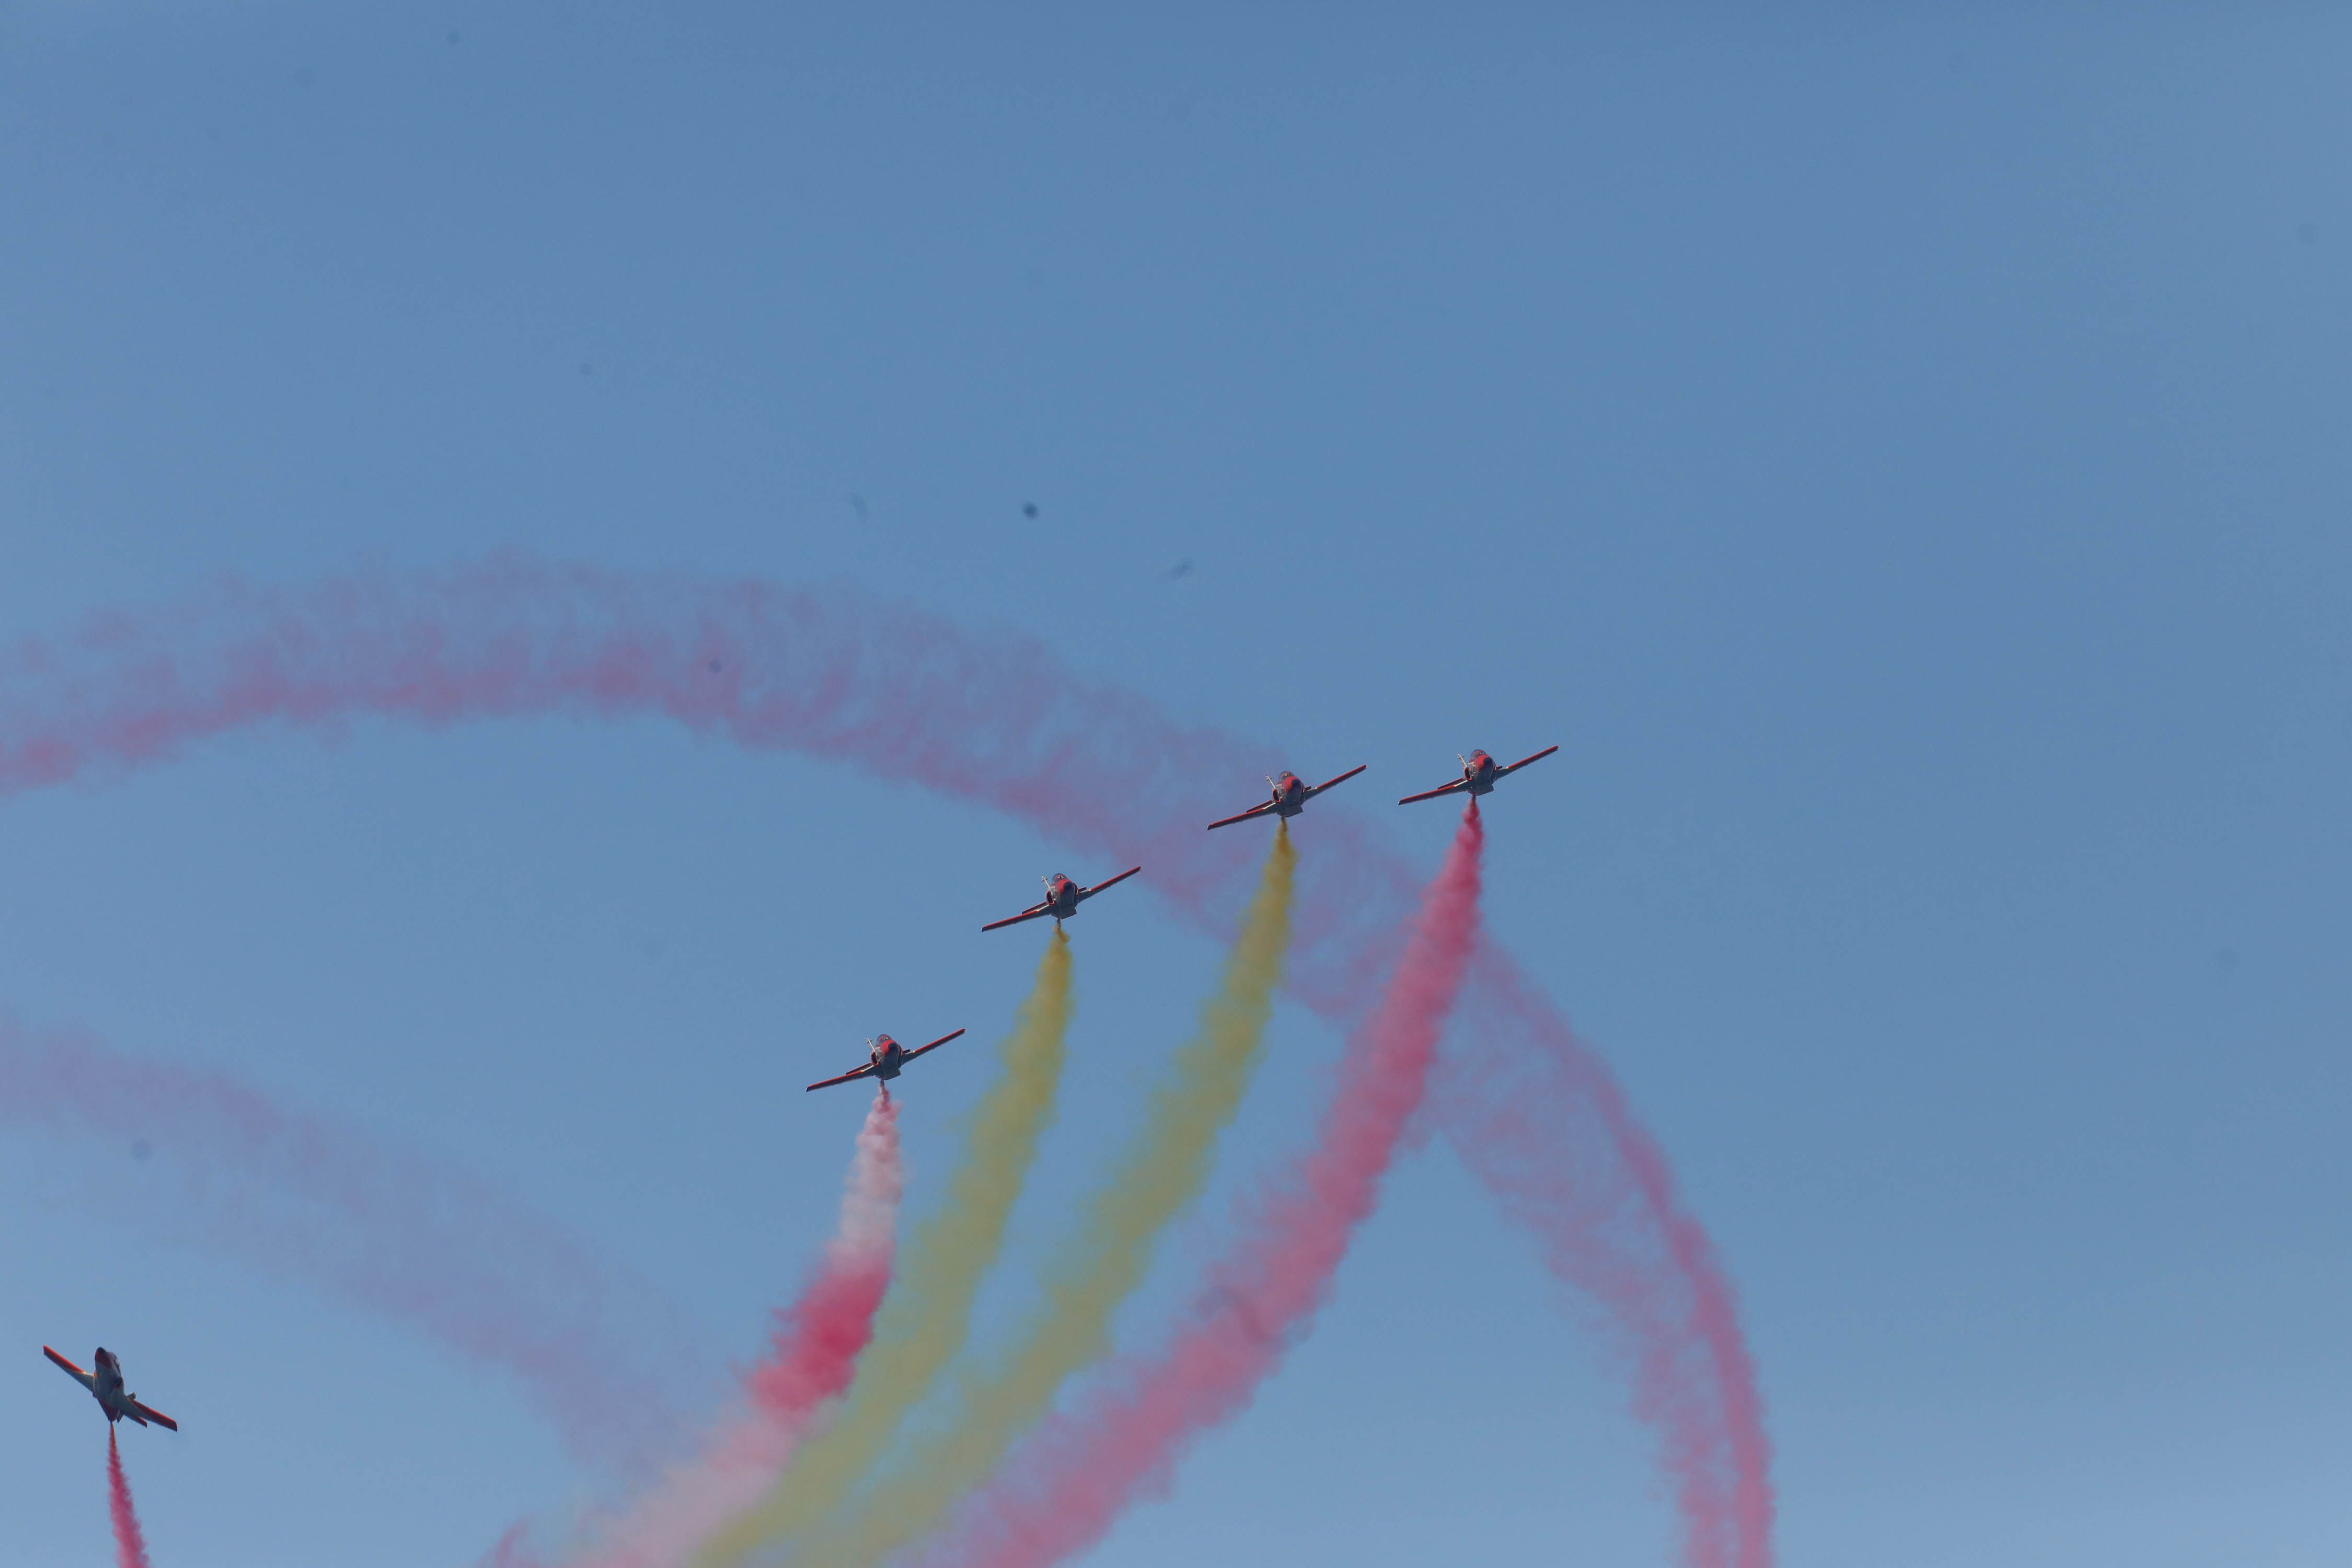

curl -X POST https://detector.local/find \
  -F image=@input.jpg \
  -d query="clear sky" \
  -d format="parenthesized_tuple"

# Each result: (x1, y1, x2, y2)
(2, 5, 2348, 1566)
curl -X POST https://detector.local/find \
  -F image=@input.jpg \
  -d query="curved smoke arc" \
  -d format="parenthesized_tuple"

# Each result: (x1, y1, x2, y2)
(0, 1014, 700, 1469)
(0, 558, 1772, 1568)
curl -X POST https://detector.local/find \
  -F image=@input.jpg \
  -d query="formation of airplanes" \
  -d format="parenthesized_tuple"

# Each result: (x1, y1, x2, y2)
(808, 744, 1552, 1093)
(44, 743, 1552, 1441)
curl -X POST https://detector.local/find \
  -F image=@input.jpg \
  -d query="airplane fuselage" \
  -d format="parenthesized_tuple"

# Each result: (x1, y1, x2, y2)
(1044, 875, 1083, 919)
(84, 1350, 144, 1425)
(94, 1353, 136, 1421)
(1268, 772, 1310, 817)
(1460, 751, 1501, 796)
(868, 1036, 908, 1080)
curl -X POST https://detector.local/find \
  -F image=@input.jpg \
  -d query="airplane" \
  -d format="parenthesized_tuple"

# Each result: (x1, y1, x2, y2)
(1205, 765, 1367, 831)
(1398, 746, 1559, 805)
(981, 867, 1142, 932)
(806, 1029, 966, 1092)
(43, 1346, 177, 1432)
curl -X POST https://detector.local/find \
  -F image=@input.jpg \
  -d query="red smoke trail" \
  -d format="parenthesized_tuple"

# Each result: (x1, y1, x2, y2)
(566, 1087, 903, 1568)
(0, 1015, 698, 1470)
(0, 560, 1770, 1566)
(748, 1088, 901, 1422)
(915, 800, 1484, 1568)
(1443, 954, 1773, 1568)
(107, 1431, 152, 1568)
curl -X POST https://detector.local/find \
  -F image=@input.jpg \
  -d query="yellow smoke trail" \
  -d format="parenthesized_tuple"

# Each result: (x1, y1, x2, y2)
(790, 827, 1297, 1568)
(697, 928, 1075, 1568)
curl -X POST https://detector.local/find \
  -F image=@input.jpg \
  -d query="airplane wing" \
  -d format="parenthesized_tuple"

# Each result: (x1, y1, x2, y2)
(1079, 866, 1143, 898)
(901, 1028, 966, 1063)
(1495, 745, 1560, 777)
(1205, 801, 1277, 831)
(805, 1063, 878, 1092)
(126, 1399, 177, 1432)
(981, 903, 1051, 932)
(43, 1347, 94, 1392)
(1305, 764, 1367, 798)
(1397, 779, 1470, 804)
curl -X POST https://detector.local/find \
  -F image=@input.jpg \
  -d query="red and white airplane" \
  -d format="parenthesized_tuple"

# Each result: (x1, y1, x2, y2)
(44, 1346, 177, 1432)
(806, 1029, 966, 1092)
(981, 867, 1142, 932)
(1205, 766, 1367, 831)
(1398, 746, 1559, 805)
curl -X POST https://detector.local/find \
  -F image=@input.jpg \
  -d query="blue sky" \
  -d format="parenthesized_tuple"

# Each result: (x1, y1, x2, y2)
(2, 5, 2348, 1565)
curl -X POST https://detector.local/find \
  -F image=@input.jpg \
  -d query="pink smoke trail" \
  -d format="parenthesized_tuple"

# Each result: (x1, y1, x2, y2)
(564, 1088, 904, 1568)
(0, 559, 1770, 1567)
(0, 1014, 698, 1469)
(1440, 953, 1774, 1567)
(748, 1088, 902, 1422)
(915, 800, 1484, 1568)
(106, 1431, 152, 1568)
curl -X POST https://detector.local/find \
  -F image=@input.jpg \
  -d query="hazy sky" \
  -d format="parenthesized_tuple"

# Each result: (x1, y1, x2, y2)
(2, 5, 2348, 1566)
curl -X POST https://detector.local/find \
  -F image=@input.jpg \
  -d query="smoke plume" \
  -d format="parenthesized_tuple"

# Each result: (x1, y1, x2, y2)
(697, 930, 1075, 1565)
(0, 561, 1770, 1566)
(107, 1431, 152, 1568)
(791, 827, 1297, 1568)
(0, 1013, 693, 1468)
(917, 799, 1485, 1568)
(565, 1087, 904, 1568)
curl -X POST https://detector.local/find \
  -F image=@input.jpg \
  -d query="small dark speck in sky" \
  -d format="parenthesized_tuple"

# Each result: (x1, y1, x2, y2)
(447, 29, 462, 44)
(578, 362, 594, 376)
(131, 1140, 152, 1162)
(2298, 221, 2320, 246)
(848, 493, 869, 520)
(707, 660, 722, 674)
(294, 67, 317, 89)
(1166, 558, 1194, 580)
(1022, 502, 1039, 518)
(2217, 947, 2241, 973)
